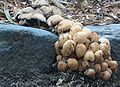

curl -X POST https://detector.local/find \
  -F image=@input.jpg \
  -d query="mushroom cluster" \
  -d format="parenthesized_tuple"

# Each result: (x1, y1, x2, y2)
(50, 15, 118, 80)
(14, 0, 63, 29)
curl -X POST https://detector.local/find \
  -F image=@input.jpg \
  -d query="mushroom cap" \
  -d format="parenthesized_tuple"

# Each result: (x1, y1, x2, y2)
(101, 62, 108, 71)
(95, 64, 101, 72)
(100, 43, 109, 57)
(47, 14, 64, 26)
(91, 32, 99, 42)
(89, 42, 99, 53)
(84, 69, 96, 78)
(102, 71, 111, 80)
(59, 33, 72, 47)
(64, 40, 76, 48)
(40, 6, 53, 15)
(82, 61, 90, 70)
(73, 31, 88, 44)
(73, 22, 83, 28)
(84, 39, 90, 49)
(67, 58, 79, 71)
(95, 50, 104, 63)
(51, 6, 62, 16)
(56, 55, 63, 63)
(61, 40, 75, 57)
(82, 27, 92, 38)
(99, 37, 111, 50)
(55, 41, 61, 55)
(106, 68, 112, 75)
(57, 61, 68, 72)
(35, 8, 44, 14)
(31, 13, 46, 22)
(57, 19, 74, 33)
(75, 43, 87, 58)
(108, 61, 118, 71)
(70, 25, 83, 36)
(17, 12, 34, 20)
(83, 50, 95, 62)
(21, 7, 35, 13)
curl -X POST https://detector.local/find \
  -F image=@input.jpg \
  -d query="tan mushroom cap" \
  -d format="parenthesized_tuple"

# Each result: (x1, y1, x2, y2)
(91, 32, 99, 42)
(73, 31, 88, 44)
(47, 14, 64, 26)
(95, 50, 104, 63)
(56, 55, 63, 63)
(76, 43, 87, 58)
(40, 6, 53, 15)
(89, 42, 99, 53)
(82, 61, 90, 70)
(57, 61, 68, 72)
(57, 19, 74, 33)
(21, 7, 35, 13)
(82, 28, 92, 38)
(108, 61, 118, 71)
(83, 50, 95, 62)
(59, 33, 72, 47)
(102, 71, 111, 80)
(54, 41, 61, 55)
(67, 58, 79, 70)
(51, 6, 62, 16)
(61, 40, 75, 57)
(101, 62, 108, 71)
(99, 43, 109, 56)
(70, 25, 83, 36)
(95, 64, 101, 72)
(31, 13, 46, 22)
(84, 69, 96, 78)
(99, 37, 111, 50)
(18, 12, 35, 20)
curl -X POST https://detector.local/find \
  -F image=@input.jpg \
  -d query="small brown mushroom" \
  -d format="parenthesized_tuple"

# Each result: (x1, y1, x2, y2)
(99, 37, 110, 50)
(59, 33, 72, 47)
(61, 40, 75, 57)
(47, 14, 64, 26)
(75, 44, 87, 58)
(95, 50, 104, 63)
(83, 50, 95, 62)
(95, 64, 101, 72)
(56, 55, 63, 63)
(82, 61, 90, 70)
(101, 62, 108, 71)
(67, 58, 79, 71)
(84, 39, 90, 49)
(100, 43, 109, 57)
(55, 41, 61, 55)
(73, 31, 88, 44)
(82, 28, 92, 38)
(102, 71, 111, 80)
(40, 6, 53, 15)
(57, 61, 68, 72)
(91, 32, 99, 42)
(84, 69, 96, 78)
(73, 22, 83, 28)
(89, 42, 99, 53)
(21, 7, 35, 13)
(70, 25, 83, 36)
(51, 6, 62, 15)
(57, 19, 74, 33)
(106, 68, 112, 75)
(108, 61, 118, 71)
